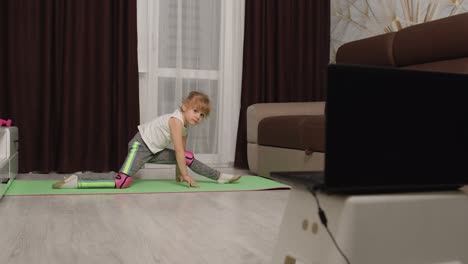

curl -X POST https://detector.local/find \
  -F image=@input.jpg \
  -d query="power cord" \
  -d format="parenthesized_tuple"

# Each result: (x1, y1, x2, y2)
(308, 185, 351, 264)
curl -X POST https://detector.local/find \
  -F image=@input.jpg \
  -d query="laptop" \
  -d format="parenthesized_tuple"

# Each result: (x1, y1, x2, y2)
(314, 64, 468, 194)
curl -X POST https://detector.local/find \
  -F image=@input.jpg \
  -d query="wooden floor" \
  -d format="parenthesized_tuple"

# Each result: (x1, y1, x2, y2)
(0, 168, 290, 264)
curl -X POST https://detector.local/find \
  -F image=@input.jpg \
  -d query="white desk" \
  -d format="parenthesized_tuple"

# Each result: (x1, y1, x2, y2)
(272, 184, 468, 264)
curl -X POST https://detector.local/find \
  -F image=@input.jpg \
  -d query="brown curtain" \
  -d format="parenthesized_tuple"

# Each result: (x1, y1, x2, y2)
(234, 0, 330, 168)
(0, 0, 139, 173)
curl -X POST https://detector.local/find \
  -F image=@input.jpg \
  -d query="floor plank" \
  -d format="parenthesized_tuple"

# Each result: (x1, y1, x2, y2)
(0, 169, 289, 264)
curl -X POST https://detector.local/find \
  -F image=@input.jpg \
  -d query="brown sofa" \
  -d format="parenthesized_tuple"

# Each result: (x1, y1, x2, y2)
(247, 12, 468, 177)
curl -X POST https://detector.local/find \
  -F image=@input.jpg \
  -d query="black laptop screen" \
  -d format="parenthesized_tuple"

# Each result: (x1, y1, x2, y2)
(325, 64, 468, 192)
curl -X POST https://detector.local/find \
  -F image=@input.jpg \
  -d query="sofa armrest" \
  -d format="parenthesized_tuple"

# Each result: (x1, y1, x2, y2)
(247, 101, 325, 143)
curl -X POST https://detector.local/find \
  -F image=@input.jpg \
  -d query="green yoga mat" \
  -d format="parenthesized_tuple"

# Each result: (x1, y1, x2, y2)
(5, 176, 290, 196)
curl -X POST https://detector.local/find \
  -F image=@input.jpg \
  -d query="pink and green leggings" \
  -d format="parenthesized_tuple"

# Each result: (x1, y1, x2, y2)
(76, 132, 221, 189)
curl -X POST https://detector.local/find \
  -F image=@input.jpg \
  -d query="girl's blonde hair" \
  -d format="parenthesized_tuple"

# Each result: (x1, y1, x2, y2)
(181, 91, 211, 116)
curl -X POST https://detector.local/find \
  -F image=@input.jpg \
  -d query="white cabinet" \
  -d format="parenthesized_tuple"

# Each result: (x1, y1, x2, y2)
(0, 127, 18, 198)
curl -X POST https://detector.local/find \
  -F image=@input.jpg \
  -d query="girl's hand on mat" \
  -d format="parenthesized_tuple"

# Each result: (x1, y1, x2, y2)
(176, 174, 184, 182)
(181, 175, 199, 188)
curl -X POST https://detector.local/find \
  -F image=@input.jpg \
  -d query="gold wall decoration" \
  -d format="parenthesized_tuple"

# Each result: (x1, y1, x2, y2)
(330, 0, 468, 62)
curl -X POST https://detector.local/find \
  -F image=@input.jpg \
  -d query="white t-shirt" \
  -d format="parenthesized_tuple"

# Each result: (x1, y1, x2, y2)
(138, 109, 189, 154)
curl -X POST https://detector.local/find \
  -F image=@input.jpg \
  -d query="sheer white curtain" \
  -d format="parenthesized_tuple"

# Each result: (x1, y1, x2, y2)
(137, 0, 245, 165)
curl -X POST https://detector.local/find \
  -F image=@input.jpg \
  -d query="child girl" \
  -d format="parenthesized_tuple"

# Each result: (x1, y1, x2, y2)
(52, 91, 241, 189)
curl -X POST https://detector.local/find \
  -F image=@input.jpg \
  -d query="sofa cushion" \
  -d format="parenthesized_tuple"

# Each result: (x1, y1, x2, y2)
(402, 57, 468, 74)
(394, 13, 468, 67)
(336, 32, 397, 66)
(246, 102, 326, 144)
(258, 115, 325, 152)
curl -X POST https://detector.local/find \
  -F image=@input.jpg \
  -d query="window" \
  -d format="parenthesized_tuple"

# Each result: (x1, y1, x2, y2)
(137, 0, 245, 166)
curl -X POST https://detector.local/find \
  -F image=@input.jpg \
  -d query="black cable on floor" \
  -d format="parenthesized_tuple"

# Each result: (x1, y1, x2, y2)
(308, 185, 351, 264)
